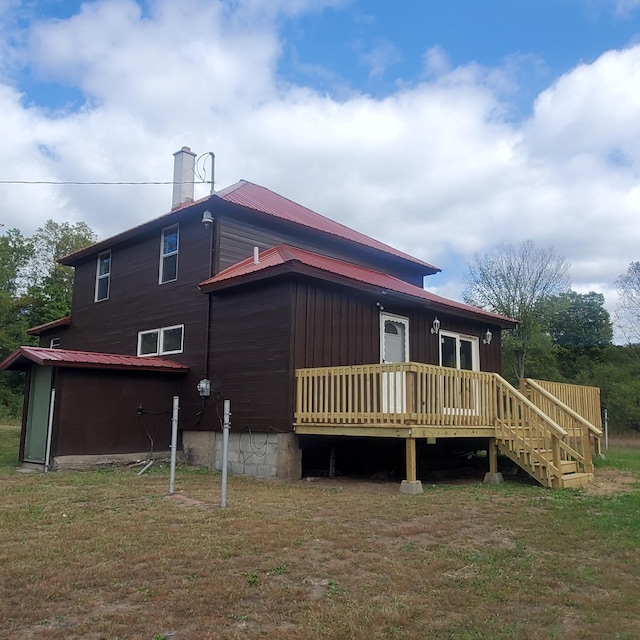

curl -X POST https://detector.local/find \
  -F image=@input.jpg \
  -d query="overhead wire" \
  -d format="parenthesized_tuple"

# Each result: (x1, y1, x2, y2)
(0, 179, 208, 185)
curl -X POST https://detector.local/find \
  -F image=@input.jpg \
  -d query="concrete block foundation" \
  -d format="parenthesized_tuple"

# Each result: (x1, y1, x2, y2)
(182, 431, 216, 469)
(182, 430, 300, 481)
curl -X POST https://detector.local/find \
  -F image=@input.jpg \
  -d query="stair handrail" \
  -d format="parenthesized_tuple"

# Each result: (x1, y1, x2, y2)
(522, 378, 603, 437)
(493, 374, 568, 438)
(493, 374, 575, 486)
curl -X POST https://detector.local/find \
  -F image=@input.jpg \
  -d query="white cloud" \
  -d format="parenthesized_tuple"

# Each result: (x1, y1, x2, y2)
(0, 0, 638, 330)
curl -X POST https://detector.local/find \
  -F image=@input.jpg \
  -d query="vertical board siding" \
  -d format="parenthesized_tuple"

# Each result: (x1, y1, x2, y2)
(207, 281, 293, 433)
(292, 281, 504, 374)
(60, 215, 213, 431)
(53, 369, 181, 456)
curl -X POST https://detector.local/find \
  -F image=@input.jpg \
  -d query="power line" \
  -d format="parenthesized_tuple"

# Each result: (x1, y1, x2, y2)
(0, 180, 210, 185)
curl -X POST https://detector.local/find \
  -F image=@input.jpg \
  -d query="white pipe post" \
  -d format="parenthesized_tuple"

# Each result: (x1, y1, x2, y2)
(221, 400, 230, 508)
(169, 396, 179, 495)
(44, 388, 56, 472)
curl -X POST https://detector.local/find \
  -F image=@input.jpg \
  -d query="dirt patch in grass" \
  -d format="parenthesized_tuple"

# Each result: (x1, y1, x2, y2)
(587, 466, 638, 496)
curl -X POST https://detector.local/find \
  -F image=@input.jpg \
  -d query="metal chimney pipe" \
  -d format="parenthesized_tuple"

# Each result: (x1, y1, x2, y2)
(172, 146, 196, 209)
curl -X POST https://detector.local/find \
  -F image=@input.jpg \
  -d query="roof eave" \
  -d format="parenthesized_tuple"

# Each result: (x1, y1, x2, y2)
(199, 261, 517, 328)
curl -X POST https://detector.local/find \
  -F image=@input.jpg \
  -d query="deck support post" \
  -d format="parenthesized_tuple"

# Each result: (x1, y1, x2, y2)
(400, 437, 423, 494)
(484, 437, 503, 485)
(488, 438, 498, 474)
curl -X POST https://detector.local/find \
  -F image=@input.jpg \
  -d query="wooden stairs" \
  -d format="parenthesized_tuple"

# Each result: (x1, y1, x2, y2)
(493, 376, 600, 489)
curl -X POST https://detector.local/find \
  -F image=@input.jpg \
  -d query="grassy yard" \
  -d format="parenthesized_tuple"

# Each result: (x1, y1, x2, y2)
(1, 423, 639, 640)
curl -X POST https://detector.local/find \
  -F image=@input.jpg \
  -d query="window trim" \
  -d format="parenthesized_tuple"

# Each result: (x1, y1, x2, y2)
(137, 324, 184, 357)
(94, 250, 111, 302)
(159, 225, 179, 284)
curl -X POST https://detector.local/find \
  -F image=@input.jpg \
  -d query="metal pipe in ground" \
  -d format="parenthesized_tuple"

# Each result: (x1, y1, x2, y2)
(221, 400, 230, 508)
(169, 396, 179, 494)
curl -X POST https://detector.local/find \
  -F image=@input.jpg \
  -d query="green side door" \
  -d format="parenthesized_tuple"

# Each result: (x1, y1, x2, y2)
(24, 367, 53, 463)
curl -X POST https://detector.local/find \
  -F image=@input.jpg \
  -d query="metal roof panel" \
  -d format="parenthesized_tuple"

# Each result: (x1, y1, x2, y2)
(200, 244, 517, 327)
(0, 347, 189, 373)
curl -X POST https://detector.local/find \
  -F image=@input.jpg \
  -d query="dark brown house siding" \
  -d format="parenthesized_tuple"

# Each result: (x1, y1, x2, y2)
(50, 368, 182, 457)
(216, 212, 426, 286)
(205, 281, 294, 434)
(200, 277, 505, 437)
(292, 281, 379, 369)
(58, 214, 214, 430)
(291, 279, 503, 373)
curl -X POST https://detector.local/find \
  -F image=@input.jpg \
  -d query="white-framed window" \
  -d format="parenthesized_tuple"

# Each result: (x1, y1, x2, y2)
(95, 250, 111, 301)
(137, 324, 184, 356)
(160, 225, 179, 284)
(439, 330, 479, 371)
(49, 337, 61, 349)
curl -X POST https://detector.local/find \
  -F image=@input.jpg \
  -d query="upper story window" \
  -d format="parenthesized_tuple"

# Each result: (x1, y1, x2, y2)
(95, 250, 111, 302)
(137, 324, 184, 356)
(160, 225, 179, 284)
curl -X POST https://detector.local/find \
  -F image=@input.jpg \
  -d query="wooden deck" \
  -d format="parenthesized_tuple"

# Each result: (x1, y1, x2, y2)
(295, 363, 602, 489)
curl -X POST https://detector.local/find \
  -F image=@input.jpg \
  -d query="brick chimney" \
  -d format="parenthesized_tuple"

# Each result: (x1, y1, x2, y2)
(172, 146, 197, 209)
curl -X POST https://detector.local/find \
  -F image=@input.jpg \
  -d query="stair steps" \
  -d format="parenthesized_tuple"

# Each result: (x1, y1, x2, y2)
(559, 472, 594, 489)
(497, 441, 593, 490)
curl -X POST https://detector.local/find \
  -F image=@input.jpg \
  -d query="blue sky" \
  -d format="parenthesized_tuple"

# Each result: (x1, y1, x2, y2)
(1, 0, 640, 328)
(280, 1, 639, 104)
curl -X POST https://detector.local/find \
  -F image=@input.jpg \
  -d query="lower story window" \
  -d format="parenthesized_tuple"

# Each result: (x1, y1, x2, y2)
(137, 324, 184, 356)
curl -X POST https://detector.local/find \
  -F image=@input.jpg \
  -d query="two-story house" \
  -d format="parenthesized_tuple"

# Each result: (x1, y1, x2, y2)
(2, 147, 601, 490)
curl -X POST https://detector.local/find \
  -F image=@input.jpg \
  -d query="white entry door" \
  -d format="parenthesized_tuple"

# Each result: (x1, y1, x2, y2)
(380, 314, 409, 413)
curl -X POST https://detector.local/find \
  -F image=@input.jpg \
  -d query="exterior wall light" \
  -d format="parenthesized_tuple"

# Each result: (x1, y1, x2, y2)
(483, 329, 493, 345)
(202, 210, 213, 226)
(431, 317, 441, 334)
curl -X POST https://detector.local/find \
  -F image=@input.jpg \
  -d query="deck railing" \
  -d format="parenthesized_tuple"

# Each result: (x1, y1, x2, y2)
(520, 378, 603, 469)
(295, 363, 599, 486)
(295, 362, 497, 427)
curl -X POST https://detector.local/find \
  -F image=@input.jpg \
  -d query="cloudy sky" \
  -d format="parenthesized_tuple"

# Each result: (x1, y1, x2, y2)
(1, 0, 640, 318)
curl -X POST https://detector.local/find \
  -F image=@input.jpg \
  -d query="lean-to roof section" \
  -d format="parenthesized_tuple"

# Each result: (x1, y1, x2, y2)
(200, 244, 517, 328)
(0, 346, 189, 373)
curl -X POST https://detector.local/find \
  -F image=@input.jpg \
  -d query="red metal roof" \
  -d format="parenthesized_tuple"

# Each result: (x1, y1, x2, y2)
(200, 244, 517, 327)
(217, 181, 439, 273)
(26, 315, 72, 336)
(61, 179, 439, 276)
(0, 346, 189, 373)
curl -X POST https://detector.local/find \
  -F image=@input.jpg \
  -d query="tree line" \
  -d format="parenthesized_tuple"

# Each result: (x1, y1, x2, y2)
(464, 240, 640, 433)
(0, 220, 95, 419)
(1, 226, 640, 432)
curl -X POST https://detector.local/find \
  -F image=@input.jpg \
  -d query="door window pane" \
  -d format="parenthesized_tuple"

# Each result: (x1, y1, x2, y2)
(460, 339, 474, 371)
(441, 335, 457, 368)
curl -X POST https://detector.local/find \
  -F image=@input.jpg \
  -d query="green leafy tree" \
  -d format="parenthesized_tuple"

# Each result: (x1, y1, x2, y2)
(545, 291, 613, 380)
(0, 228, 33, 359)
(0, 221, 96, 420)
(463, 240, 571, 381)
(22, 220, 96, 328)
(0, 228, 33, 297)
(587, 345, 640, 432)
